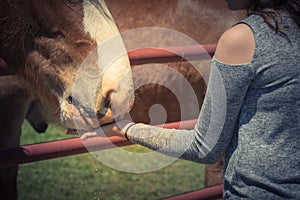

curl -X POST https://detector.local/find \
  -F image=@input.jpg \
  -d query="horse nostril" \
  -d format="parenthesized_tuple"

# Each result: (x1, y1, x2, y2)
(104, 90, 114, 109)
(96, 90, 114, 119)
(46, 30, 65, 39)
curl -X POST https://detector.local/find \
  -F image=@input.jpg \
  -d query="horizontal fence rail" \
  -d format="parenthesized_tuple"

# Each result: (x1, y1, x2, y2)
(128, 44, 217, 65)
(0, 119, 197, 168)
(163, 184, 223, 200)
(0, 44, 217, 168)
(0, 44, 216, 76)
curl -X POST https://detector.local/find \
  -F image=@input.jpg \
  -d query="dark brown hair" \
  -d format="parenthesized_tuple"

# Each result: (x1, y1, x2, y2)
(247, 0, 300, 32)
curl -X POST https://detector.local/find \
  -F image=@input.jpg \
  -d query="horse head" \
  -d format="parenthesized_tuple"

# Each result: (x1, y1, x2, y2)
(0, 0, 134, 131)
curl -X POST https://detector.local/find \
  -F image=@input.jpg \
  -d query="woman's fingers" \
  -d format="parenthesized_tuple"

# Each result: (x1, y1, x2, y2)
(79, 120, 133, 140)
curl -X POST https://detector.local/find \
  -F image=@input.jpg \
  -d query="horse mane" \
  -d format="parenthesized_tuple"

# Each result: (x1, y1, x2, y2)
(62, 0, 112, 20)
(88, 0, 113, 21)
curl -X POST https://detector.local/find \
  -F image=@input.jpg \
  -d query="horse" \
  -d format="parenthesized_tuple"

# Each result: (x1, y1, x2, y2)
(0, 1, 134, 199)
(0, 0, 245, 198)
(0, 0, 134, 129)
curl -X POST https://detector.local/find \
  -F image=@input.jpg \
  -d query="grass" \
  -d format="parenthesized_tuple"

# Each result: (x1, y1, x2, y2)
(18, 120, 205, 200)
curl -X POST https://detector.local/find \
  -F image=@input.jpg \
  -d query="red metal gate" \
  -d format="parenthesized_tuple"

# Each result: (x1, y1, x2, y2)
(0, 44, 223, 200)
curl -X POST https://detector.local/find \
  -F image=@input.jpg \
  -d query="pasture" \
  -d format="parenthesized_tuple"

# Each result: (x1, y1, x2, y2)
(18, 120, 205, 200)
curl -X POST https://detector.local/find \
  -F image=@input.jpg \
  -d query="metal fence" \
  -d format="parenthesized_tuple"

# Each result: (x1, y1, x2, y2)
(0, 44, 223, 200)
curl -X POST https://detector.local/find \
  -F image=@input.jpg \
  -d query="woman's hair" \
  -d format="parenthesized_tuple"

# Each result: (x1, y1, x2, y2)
(246, 0, 300, 31)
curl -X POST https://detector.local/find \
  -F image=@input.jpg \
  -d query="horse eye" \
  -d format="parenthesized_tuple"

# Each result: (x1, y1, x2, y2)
(46, 30, 65, 39)
(75, 39, 96, 48)
(67, 96, 73, 104)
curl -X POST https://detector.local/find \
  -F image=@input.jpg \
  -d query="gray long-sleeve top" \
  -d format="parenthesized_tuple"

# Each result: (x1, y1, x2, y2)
(127, 14, 300, 199)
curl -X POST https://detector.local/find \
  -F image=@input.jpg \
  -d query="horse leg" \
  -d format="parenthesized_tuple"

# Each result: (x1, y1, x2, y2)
(0, 116, 23, 200)
(0, 77, 31, 200)
(0, 166, 19, 200)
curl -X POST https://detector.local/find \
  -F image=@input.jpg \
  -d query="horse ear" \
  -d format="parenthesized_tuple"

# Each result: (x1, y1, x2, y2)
(0, 58, 17, 76)
(0, 58, 7, 68)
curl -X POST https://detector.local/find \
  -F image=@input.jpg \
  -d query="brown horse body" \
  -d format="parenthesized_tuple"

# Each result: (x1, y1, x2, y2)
(0, 0, 244, 199)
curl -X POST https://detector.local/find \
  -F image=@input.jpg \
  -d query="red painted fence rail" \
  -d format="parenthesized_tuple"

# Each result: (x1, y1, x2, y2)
(0, 119, 224, 200)
(0, 44, 216, 76)
(128, 44, 217, 65)
(0, 119, 197, 168)
(162, 184, 224, 200)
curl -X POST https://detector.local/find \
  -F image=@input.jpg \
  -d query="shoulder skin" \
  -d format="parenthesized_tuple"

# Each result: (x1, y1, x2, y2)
(215, 23, 255, 65)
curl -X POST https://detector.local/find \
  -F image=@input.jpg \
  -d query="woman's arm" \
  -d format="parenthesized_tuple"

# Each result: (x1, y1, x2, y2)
(106, 24, 256, 164)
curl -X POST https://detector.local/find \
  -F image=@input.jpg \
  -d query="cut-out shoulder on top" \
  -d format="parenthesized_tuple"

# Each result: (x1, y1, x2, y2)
(127, 13, 300, 199)
(215, 23, 255, 65)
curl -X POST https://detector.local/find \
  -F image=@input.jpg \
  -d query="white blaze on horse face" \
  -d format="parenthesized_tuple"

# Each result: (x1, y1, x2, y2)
(83, 1, 119, 43)
(79, 0, 134, 126)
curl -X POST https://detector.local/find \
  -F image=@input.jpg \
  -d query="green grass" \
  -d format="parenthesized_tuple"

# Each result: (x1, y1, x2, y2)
(18, 120, 204, 200)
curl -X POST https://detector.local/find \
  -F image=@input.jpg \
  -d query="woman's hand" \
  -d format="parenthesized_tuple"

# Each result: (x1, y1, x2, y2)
(79, 120, 133, 140)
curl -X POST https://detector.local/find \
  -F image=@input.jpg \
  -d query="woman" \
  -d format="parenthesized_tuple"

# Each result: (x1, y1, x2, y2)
(100, 0, 300, 199)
